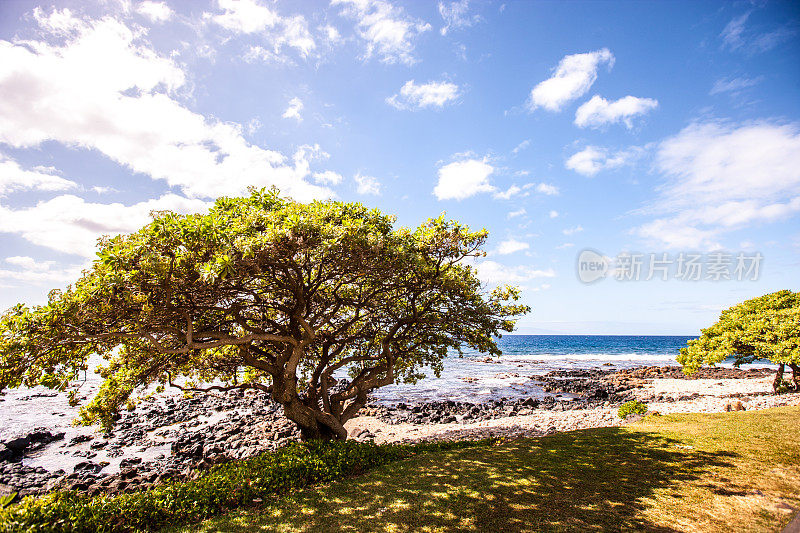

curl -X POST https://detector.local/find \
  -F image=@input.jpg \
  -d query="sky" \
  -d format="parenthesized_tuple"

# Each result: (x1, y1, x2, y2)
(0, 0, 798, 335)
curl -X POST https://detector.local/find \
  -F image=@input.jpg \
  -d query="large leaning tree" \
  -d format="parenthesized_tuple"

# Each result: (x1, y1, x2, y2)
(678, 290, 799, 394)
(0, 188, 529, 440)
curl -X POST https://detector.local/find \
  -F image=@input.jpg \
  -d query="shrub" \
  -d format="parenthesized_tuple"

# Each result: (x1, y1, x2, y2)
(618, 400, 648, 419)
(0, 438, 494, 533)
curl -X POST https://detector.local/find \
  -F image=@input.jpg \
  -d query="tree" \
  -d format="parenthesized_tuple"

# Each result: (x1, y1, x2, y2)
(678, 290, 800, 393)
(0, 188, 529, 440)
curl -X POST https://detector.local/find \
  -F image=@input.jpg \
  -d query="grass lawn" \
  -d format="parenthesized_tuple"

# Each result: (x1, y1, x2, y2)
(180, 406, 800, 532)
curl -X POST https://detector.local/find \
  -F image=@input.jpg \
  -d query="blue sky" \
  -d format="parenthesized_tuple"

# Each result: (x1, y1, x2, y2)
(0, 0, 798, 335)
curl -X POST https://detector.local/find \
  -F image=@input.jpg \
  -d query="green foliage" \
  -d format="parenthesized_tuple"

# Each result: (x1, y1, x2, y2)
(0, 439, 493, 533)
(0, 188, 529, 438)
(678, 290, 799, 373)
(618, 400, 648, 419)
(0, 493, 17, 509)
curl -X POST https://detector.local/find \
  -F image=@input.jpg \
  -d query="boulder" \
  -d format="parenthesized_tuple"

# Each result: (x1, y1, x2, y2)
(73, 461, 104, 474)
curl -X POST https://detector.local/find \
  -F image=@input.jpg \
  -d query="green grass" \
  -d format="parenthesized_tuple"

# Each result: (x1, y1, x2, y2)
(180, 406, 800, 533)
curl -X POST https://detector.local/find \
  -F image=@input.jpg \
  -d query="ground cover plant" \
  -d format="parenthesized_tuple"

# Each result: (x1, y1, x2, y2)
(0, 439, 493, 532)
(182, 406, 800, 533)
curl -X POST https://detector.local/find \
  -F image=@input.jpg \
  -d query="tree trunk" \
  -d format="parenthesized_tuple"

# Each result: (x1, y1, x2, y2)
(789, 363, 800, 392)
(773, 363, 785, 394)
(298, 422, 344, 441)
(281, 397, 348, 441)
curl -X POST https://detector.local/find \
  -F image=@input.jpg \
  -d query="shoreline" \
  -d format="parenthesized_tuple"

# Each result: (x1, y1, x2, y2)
(1, 365, 798, 500)
(345, 366, 796, 443)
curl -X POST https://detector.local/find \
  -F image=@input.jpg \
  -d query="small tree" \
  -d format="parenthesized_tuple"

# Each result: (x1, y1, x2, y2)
(0, 188, 528, 440)
(678, 290, 800, 393)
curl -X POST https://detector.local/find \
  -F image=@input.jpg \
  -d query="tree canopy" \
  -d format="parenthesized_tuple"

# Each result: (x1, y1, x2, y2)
(0, 188, 529, 439)
(678, 290, 799, 393)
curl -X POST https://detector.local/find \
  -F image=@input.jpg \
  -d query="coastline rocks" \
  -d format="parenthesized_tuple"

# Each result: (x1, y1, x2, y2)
(73, 461, 105, 474)
(0, 364, 779, 499)
(0, 462, 63, 497)
(612, 365, 773, 380)
(532, 366, 775, 403)
(361, 395, 596, 426)
(0, 430, 64, 463)
(68, 435, 93, 446)
(0, 388, 303, 498)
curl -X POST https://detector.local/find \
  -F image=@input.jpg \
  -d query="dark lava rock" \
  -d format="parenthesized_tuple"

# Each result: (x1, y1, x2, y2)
(119, 457, 142, 468)
(68, 434, 93, 446)
(4, 438, 29, 454)
(613, 365, 774, 380)
(73, 461, 104, 474)
(1, 429, 65, 462)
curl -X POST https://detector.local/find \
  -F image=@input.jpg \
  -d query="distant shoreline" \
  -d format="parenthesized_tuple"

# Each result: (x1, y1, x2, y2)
(501, 333, 698, 337)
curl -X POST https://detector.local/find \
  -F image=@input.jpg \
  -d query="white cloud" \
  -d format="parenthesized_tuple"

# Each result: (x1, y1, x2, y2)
(0, 154, 77, 196)
(282, 97, 304, 121)
(247, 117, 262, 134)
(511, 139, 530, 154)
(720, 11, 796, 54)
(434, 157, 494, 200)
(574, 95, 658, 129)
(535, 183, 559, 195)
(710, 76, 763, 95)
(492, 181, 558, 200)
(386, 80, 460, 110)
(205, 0, 315, 59)
(472, 260, 555, 286)
(563, 225, 583, 235)
(438, 0, 480, 35)
(0, 256, 84, 287)
(208, 0, 279, 33)
(750, 26, 797, 53)
(332, 0, 431, 65)
(721, 12, 750, 50)
(565, 146, 642, 177)
(496, 238, 529, 255)
(507, 208, 526, 219)
(634, 219, 722, 250)
(136, 1, 173, 23)
(31, 7, 84, 35)
(493, 185, 521, 200)
(313, 170, 343, 185)
(0, 194, 210, 257)
(556, 242, 573, 249)
(354, 173, 381, 195)
(635, 121, 800, 248)
(320, 24, 343, 45)
(527, 48, 614, 112)
(243, 45, 288, 64)
(549, 210, 559, 218)
(0, 12, 333, 201)
(6, 256, 54, 271)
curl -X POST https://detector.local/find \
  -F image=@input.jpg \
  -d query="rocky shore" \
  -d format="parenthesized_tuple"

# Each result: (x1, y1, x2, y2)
(0, 365, 794, 502)
(0, 389, 302, 499)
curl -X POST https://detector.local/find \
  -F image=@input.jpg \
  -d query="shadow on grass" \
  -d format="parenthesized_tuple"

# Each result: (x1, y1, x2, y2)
(197, 427, 738, 533)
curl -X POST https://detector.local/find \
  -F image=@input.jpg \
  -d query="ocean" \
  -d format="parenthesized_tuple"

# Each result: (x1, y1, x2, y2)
(368, 334, 772, 404)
